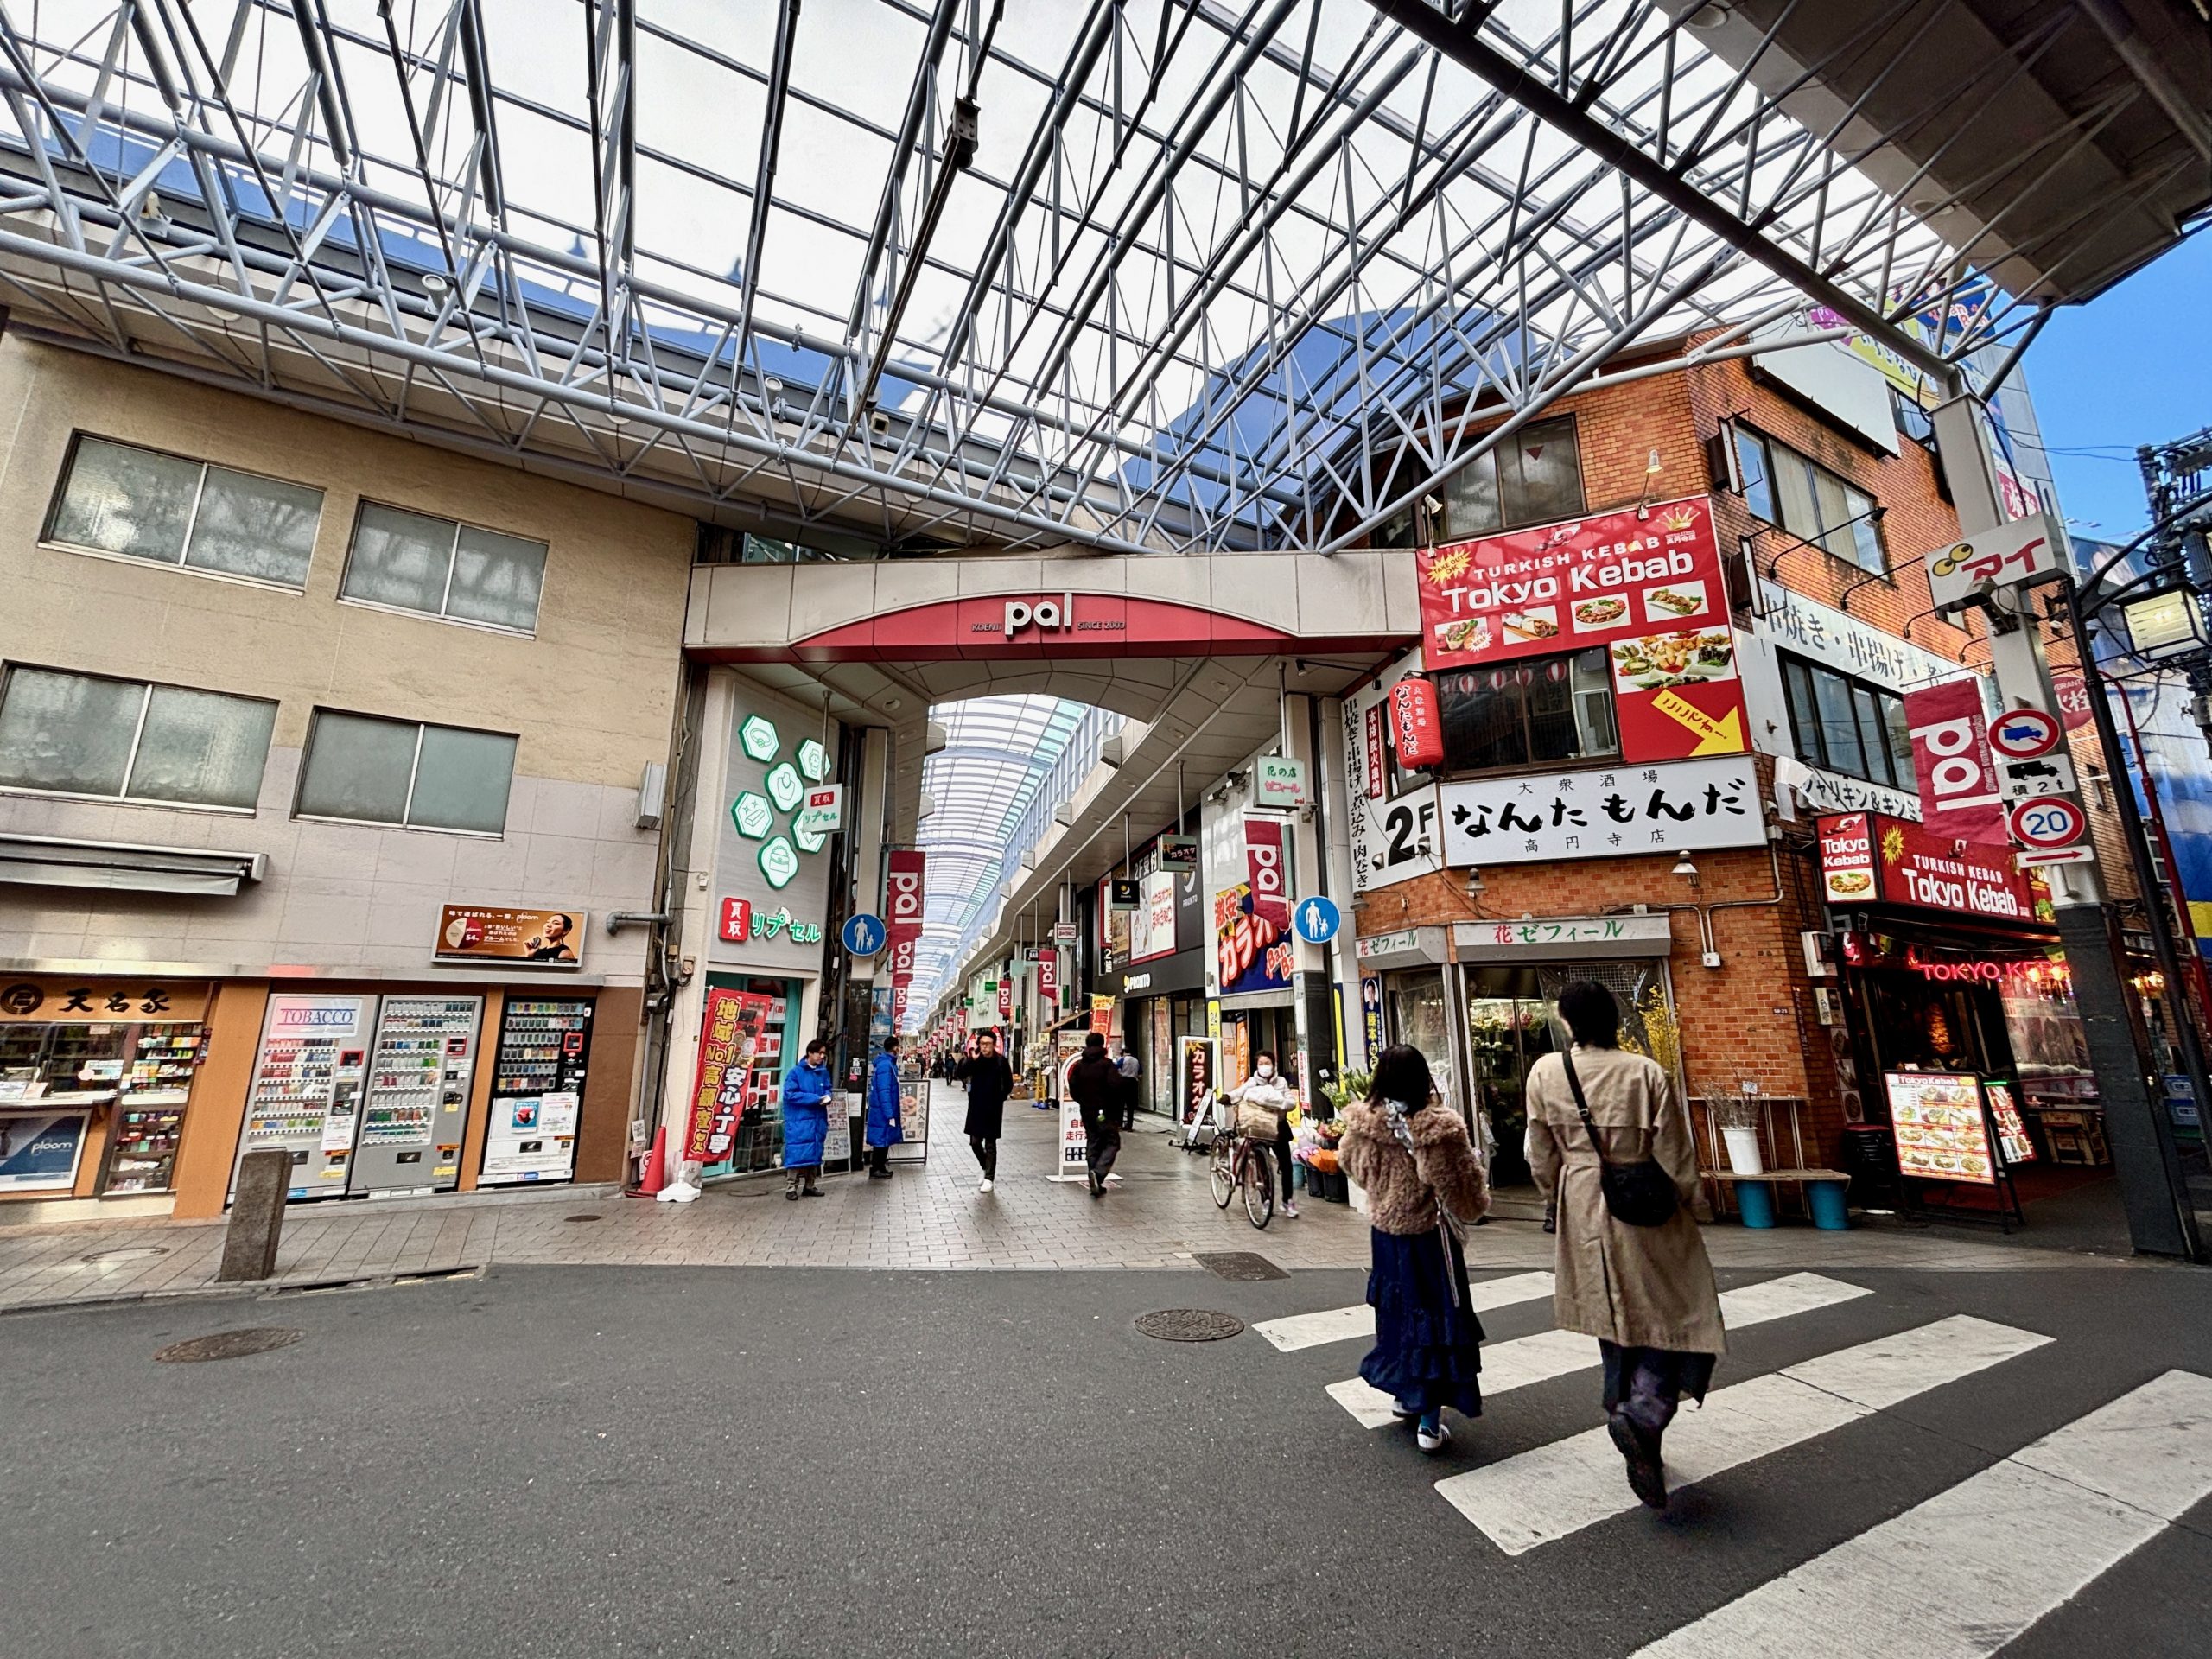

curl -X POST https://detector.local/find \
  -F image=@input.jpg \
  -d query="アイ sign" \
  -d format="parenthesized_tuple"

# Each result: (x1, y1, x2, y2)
(1925, 511, 2067, 612)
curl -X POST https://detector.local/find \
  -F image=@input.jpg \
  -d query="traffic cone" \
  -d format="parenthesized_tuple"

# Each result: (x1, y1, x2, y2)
(632, 1125, 667, 1198)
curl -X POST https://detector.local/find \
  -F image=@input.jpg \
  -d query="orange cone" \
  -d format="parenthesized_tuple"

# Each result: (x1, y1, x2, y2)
(632, 1125, 668, 1197)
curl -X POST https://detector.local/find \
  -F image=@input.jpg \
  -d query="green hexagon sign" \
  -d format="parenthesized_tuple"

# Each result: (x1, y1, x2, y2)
(738, 715, 781, 764)
(792, 818, 828, 855)
(731, 792, 773, 840)
(759, 836, 800, 889)
(797, 738, 830, 783)
(765, 761, 804, 813)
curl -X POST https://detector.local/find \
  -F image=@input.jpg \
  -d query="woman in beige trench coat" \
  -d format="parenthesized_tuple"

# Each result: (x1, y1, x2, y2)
(1526, 980, 1724, 1510)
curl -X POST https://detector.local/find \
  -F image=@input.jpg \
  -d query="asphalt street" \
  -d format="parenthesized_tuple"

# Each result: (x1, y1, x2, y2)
(4, 1262, 2210, 1658)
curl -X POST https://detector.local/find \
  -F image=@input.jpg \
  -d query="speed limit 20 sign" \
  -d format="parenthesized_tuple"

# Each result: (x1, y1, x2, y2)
(2008, 796, 2086, 849)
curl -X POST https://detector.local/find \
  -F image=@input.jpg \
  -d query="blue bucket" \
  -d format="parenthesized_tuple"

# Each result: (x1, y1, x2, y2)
(1807, 1179, 1850, 1231)
(1736, 1182, 1777, 1229)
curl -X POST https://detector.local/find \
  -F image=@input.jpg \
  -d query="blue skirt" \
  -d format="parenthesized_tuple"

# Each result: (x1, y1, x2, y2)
(1358, 1227, 1485, 1417)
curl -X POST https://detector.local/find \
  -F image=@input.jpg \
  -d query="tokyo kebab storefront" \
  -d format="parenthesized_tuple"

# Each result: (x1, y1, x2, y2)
(1815, 810, 2117, 1224)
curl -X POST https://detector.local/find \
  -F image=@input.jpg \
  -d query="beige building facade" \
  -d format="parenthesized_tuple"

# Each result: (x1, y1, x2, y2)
(0, 341, 695, 1220)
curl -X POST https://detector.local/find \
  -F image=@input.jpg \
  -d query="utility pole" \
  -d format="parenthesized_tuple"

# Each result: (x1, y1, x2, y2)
(1931, 394, 2203, 1259)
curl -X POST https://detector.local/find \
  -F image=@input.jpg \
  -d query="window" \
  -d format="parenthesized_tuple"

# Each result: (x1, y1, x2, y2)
(1433, 649, 1619, 773)
(0, 665, 276, 809)
(1780, 653, 1916, 789)
(1440, 416, 1586, 541)
(1732, 426, 1885, 575)
(47, 435, 324, 588)
(296, 710, 517, 834)
(341, 504, 548, 632)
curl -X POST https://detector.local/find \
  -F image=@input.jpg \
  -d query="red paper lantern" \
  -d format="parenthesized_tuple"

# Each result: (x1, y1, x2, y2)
(1389, 677, 1446, 767)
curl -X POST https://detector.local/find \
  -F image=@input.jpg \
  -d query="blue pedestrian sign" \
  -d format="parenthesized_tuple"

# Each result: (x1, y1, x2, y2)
(1292, 896, 1341, 944)
(842, 913, 888, 957)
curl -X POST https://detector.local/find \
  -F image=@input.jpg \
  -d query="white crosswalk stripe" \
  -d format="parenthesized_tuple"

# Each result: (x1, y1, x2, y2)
(1253, 1270, 1555, 1353)
(1325, 1272, 1872, 1429)
(1435, 1314, 2051, 1555)
(1630, 1369, 2212, 1657)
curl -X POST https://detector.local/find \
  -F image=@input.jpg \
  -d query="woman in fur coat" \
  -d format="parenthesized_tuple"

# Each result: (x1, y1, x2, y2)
(1338, 1044, 1491, 1453)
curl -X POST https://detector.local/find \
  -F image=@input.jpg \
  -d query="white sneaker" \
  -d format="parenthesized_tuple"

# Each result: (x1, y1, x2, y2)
(1417, 1421, 1452, 1454)
(979, 1179, 995, 1192)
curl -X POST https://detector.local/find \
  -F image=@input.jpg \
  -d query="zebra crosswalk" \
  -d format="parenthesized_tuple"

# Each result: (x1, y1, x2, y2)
(1252, 1267, 2212, 1656)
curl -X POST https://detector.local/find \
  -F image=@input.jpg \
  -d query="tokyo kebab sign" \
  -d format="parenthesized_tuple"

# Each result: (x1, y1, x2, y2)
(1416, 495, 1747, 764)
(1817, 812, 2049, 926)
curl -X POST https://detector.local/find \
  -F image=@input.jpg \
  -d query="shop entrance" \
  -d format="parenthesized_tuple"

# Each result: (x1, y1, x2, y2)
(702, 973, 804, 1179)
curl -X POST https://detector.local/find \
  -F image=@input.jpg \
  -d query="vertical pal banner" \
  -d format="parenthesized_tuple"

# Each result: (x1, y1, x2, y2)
(887, 934, 916, 988)
(1243, 816, 1290, 930)
(1904, 678, 2006, 843)
(998, 979, 1013, 1019)
(1038, 951, 1058, 1001)
(886, 849, 926, 944)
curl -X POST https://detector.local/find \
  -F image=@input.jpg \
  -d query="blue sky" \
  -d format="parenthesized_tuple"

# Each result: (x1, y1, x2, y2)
(2019, 232, 2212, 541)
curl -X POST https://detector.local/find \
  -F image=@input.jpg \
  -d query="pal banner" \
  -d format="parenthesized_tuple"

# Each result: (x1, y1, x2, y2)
(1416, 496, 1745, 763)
(1243, 816, 1290, 930)
(1904, 677, 2007, 844)
(886, 849, 926, 944)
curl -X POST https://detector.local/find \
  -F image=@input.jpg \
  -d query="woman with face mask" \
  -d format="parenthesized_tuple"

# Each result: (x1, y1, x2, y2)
(1228, 1051, 1300, 1217)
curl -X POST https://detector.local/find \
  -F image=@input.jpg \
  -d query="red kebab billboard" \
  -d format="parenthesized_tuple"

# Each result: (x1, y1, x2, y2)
(1415, 496, 1746, 763)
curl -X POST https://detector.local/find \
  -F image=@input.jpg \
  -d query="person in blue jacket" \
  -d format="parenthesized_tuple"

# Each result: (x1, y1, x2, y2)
(781, 1038, 836, 1201)
(865, 1033, 905, 1179)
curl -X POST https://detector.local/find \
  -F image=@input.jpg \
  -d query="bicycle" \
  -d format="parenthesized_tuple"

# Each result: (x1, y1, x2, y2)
(1209, 1125, 1274, 1229)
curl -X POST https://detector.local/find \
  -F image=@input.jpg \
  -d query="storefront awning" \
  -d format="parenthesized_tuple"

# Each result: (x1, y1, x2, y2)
(1354, 927, 1451, 972)
(0, 834, 267, 898)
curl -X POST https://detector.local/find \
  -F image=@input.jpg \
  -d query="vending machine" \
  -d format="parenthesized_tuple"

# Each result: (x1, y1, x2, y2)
(233, 994, 377, 1200)
(348, 995, 483, 1198)
(480, 997, 594, 1185)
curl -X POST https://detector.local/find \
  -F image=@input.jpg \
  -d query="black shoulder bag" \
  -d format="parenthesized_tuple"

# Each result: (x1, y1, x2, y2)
(1560, 1048, 1679, 1227)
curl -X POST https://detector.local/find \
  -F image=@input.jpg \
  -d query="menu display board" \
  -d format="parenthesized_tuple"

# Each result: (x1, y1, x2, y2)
(1416, 496, 1747, 763)
(482, 998, 594, 1185)
(1886, 1071, 1998, 1185)
(1985, 1080, 2037, 1166)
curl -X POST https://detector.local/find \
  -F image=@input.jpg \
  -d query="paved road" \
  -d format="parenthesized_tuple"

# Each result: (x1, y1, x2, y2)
(5, 1260, 2209, 1657)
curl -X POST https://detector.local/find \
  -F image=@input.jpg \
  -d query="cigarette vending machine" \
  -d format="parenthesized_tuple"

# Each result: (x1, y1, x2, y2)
(348, 995, 483, 1198)
(233, 994, 376, 1200)
(480, 997, 594, 1185)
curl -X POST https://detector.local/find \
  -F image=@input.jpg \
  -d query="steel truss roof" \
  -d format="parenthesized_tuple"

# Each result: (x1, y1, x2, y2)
(0, 2, 2185, 556)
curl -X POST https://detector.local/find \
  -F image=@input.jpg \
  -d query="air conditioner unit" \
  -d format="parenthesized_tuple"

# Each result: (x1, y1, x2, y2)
(1053, 802, 1076, 827)
(1099, 734, 1125, 767)
(925, 721, 949, 756)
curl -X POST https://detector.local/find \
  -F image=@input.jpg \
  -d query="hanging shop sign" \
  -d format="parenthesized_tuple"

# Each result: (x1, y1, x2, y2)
(796, 785, 843, 836)
(1452, 913, 1675, 959)
(886, 850, 926, 944)
(1052, 921, 1079, 944)
(1815, 812, 2047, 924)
(1344, 658, 1444, 894)
(0, 980, 210, 1023)
(1108, 878, 1140, 910)
(1255, 754, 1308, 809)
(1364, 703, 1389, 798)
(998, 980, 1013, 1019)
(1416, 496, 1747, 764)
(1037, 953, 1058, 1001)
(435, 905, 585, 968)
(1438, 756, 1762, 868)
(684, 988, 773, 1165)
(1129, 870, 1179, 963)
(1243, 817, 1291, 928)
(1925, 510, 2067, 612)
(2049, 669, 2096, 732)
(1903, 677, 2007, 844)
(1157, 834, 1199, 874)
(1885, 1071, 1999, 1185)
(1772, 755, 1921, 823)
(1389, 677, 1445, 767)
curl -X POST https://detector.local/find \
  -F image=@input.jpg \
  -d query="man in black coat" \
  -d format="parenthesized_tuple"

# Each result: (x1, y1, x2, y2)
(952, 1032, 1014, 1192)
(1067, 1032, 1126, 1198)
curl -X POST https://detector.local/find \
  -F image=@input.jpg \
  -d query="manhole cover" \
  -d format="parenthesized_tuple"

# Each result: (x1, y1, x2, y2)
(155, 1327, 305, 1363)
(1192, 1250, 1288, 1281)
(564, 1214, 603, 1223)
(1135, 1308, 1244, 1342)
(81, 1245, 170, 1264)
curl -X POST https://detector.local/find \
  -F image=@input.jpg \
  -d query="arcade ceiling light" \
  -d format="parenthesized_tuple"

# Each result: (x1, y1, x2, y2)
(0, 1, 2200, 556)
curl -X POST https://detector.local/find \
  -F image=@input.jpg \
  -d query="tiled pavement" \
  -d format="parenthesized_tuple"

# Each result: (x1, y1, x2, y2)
(0, 1084, 2139, 1313)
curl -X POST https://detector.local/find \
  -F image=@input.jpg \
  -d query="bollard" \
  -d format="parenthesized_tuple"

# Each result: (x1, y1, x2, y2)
(218, 1147, 290, 1281)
